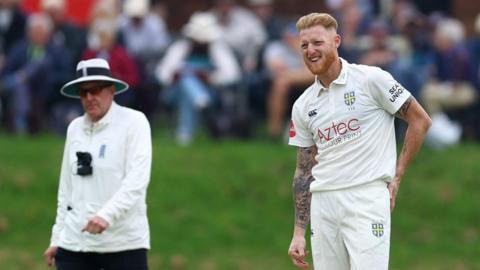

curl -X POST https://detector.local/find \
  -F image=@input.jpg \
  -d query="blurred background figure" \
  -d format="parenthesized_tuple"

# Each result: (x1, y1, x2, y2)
(0, 0, 26, 129)
(422, 17, 478, 147)
(336, 3, 363, 63)
(244, 0, 285, 122)
(0, 12, 71, 134)
(82, 9, 140, 108)
(40, 0, 86, 127)
(210, 0, 266, 74)
(119, 0, 171, 121)
(155, 12, 240, 145)
(120, 0, 170, 64)
(263, 22, 314, 139)
(0, 0, 26, 61)
(358, 18, 419, 98)
(41, 0, 86, 64)
(466, 13, 480, 140)
(248, 0, 283, 42)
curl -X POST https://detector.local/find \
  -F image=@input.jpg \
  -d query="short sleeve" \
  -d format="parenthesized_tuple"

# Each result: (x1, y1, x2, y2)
(368, 67, 411, 114)
(288, 103, 315, 147)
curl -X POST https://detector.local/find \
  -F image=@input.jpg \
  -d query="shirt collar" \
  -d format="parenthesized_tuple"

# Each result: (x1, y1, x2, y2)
(83, 101, 118, 134)
(316, 57, 349, 93)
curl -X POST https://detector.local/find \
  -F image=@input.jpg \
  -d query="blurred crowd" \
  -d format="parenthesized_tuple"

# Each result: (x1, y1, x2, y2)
(0, 0, 479, 147)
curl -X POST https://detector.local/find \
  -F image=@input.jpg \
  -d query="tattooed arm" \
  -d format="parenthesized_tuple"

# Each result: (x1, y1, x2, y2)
(293, 146, 317, 230)
(288, 145, 317, 268)
(389, 96, 431, 211)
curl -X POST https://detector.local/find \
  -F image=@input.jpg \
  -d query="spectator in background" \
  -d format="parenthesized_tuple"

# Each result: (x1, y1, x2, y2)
(327, 0, 372, 36)
(119, 0, 171, 120)
(41, 0, 87, 65)
(0, 0, 26, 58)
(90, 0, 120, 21)
(82, 18, 140, 108)
(211, 0, 266, 73)
(421, 18, 478, 145)
(248, 0, 283, 42)
(0, 12, 71, 134)
(390, 1, 433, 90)
(244, 0, 284, 118)
(465, 14, 480, 139)
(0, 0, 26, 128)
(263, 22, 314, 139)
(156, 12, 241, 145)
(120, 0, 170, 65)
(336, 3, 362, 63)
(359, 18, 419, 98)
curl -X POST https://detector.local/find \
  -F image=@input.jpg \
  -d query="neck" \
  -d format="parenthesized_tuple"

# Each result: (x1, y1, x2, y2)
(318, 58, 342, 88)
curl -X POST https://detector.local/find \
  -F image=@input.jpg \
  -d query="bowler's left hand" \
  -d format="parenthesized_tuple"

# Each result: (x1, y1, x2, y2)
(82, 216, 109, 234)
(388, 176, 401, 212)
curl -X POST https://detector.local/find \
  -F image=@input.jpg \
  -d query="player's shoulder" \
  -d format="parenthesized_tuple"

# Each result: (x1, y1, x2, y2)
(347, 62, 392, 82)
(293, 80, 318, 109)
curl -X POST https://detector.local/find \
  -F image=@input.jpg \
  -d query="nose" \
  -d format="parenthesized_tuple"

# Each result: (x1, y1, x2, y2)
(307, 43, 316, 55)
(85, 92, 94, 100)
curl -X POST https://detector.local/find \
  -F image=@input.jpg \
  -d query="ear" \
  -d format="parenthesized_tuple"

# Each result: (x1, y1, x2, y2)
(107, 85, 116, 95)
(334, 34, 341, 49)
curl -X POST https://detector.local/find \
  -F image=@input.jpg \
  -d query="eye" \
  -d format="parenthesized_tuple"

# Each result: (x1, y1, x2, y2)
(301, 43, 308, 49)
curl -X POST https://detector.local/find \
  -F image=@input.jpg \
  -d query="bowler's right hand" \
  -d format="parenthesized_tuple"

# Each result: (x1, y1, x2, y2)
(43, 246, 58, 267)
(288, 235, 310, 268)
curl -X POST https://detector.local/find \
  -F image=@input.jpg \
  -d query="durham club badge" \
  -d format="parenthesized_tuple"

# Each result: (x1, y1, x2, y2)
(344, 91, 356, 106)
(372, 222, 384, 238)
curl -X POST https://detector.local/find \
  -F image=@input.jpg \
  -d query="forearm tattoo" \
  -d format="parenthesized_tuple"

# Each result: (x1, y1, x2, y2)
(394, 96, 413, 120)
(293, 146, 317, 229)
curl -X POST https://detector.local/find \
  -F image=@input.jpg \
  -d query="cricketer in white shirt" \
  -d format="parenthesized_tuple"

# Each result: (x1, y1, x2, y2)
(286, 13, 431, 270)
(289, 58, 411, 268)
(289, 58, 410, 191)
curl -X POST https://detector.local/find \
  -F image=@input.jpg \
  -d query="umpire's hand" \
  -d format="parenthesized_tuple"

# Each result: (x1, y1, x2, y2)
(43, 246, 58, 267)
(82, 216, 109, 234)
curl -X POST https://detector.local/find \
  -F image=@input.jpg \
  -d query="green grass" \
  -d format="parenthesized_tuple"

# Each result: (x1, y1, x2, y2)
(0, 132, 479, 269)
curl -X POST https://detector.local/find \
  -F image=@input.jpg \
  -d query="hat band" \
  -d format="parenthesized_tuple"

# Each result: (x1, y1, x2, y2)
(76, 67, 112, 79)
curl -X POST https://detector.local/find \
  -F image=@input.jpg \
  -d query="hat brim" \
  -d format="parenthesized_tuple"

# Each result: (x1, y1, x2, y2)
(60, 75, 129, 98)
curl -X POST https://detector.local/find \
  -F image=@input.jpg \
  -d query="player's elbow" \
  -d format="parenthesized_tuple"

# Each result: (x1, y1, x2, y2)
(417, 114, 432, 134)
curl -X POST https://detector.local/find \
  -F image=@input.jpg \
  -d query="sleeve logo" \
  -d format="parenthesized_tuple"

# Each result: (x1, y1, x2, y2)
(388, 83, 404, 103)
(289, 120, 296, 138)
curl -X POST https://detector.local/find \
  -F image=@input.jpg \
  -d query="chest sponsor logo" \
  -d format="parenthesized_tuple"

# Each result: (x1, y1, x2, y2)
(372, 222, 385, 238)
(317, 119, 360, 142)
(389, 83, 405, 103)
(316, 118, 362, 150)
(344, 91, 356, 106)
(289, 120, 296, 138)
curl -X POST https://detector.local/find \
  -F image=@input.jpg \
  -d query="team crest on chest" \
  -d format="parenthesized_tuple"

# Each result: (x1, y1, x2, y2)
(344, 91, 356, 106)
(99, 144, 106, 158)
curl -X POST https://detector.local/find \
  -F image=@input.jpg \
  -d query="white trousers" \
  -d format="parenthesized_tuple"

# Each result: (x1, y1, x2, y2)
(310, 181, 391, 270)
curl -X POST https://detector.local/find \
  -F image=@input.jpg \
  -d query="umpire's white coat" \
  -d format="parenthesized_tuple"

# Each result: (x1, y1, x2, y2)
(49, 102, 152, 252)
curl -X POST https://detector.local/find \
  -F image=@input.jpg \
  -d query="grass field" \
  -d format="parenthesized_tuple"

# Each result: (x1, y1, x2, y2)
(0, 132, 479, 270)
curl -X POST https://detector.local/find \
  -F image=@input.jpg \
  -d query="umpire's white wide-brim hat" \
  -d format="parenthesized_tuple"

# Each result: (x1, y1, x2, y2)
(60, 58, 129, 98)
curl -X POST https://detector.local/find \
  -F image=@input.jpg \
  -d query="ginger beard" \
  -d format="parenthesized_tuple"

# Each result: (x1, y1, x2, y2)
(303, 46, 336, 75)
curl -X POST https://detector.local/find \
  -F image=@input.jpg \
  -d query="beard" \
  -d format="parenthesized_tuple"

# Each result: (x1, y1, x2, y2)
(304, 48, 337, 75)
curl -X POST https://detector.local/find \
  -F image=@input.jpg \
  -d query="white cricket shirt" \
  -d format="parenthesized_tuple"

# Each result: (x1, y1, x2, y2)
(289, 58, 411, 191)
